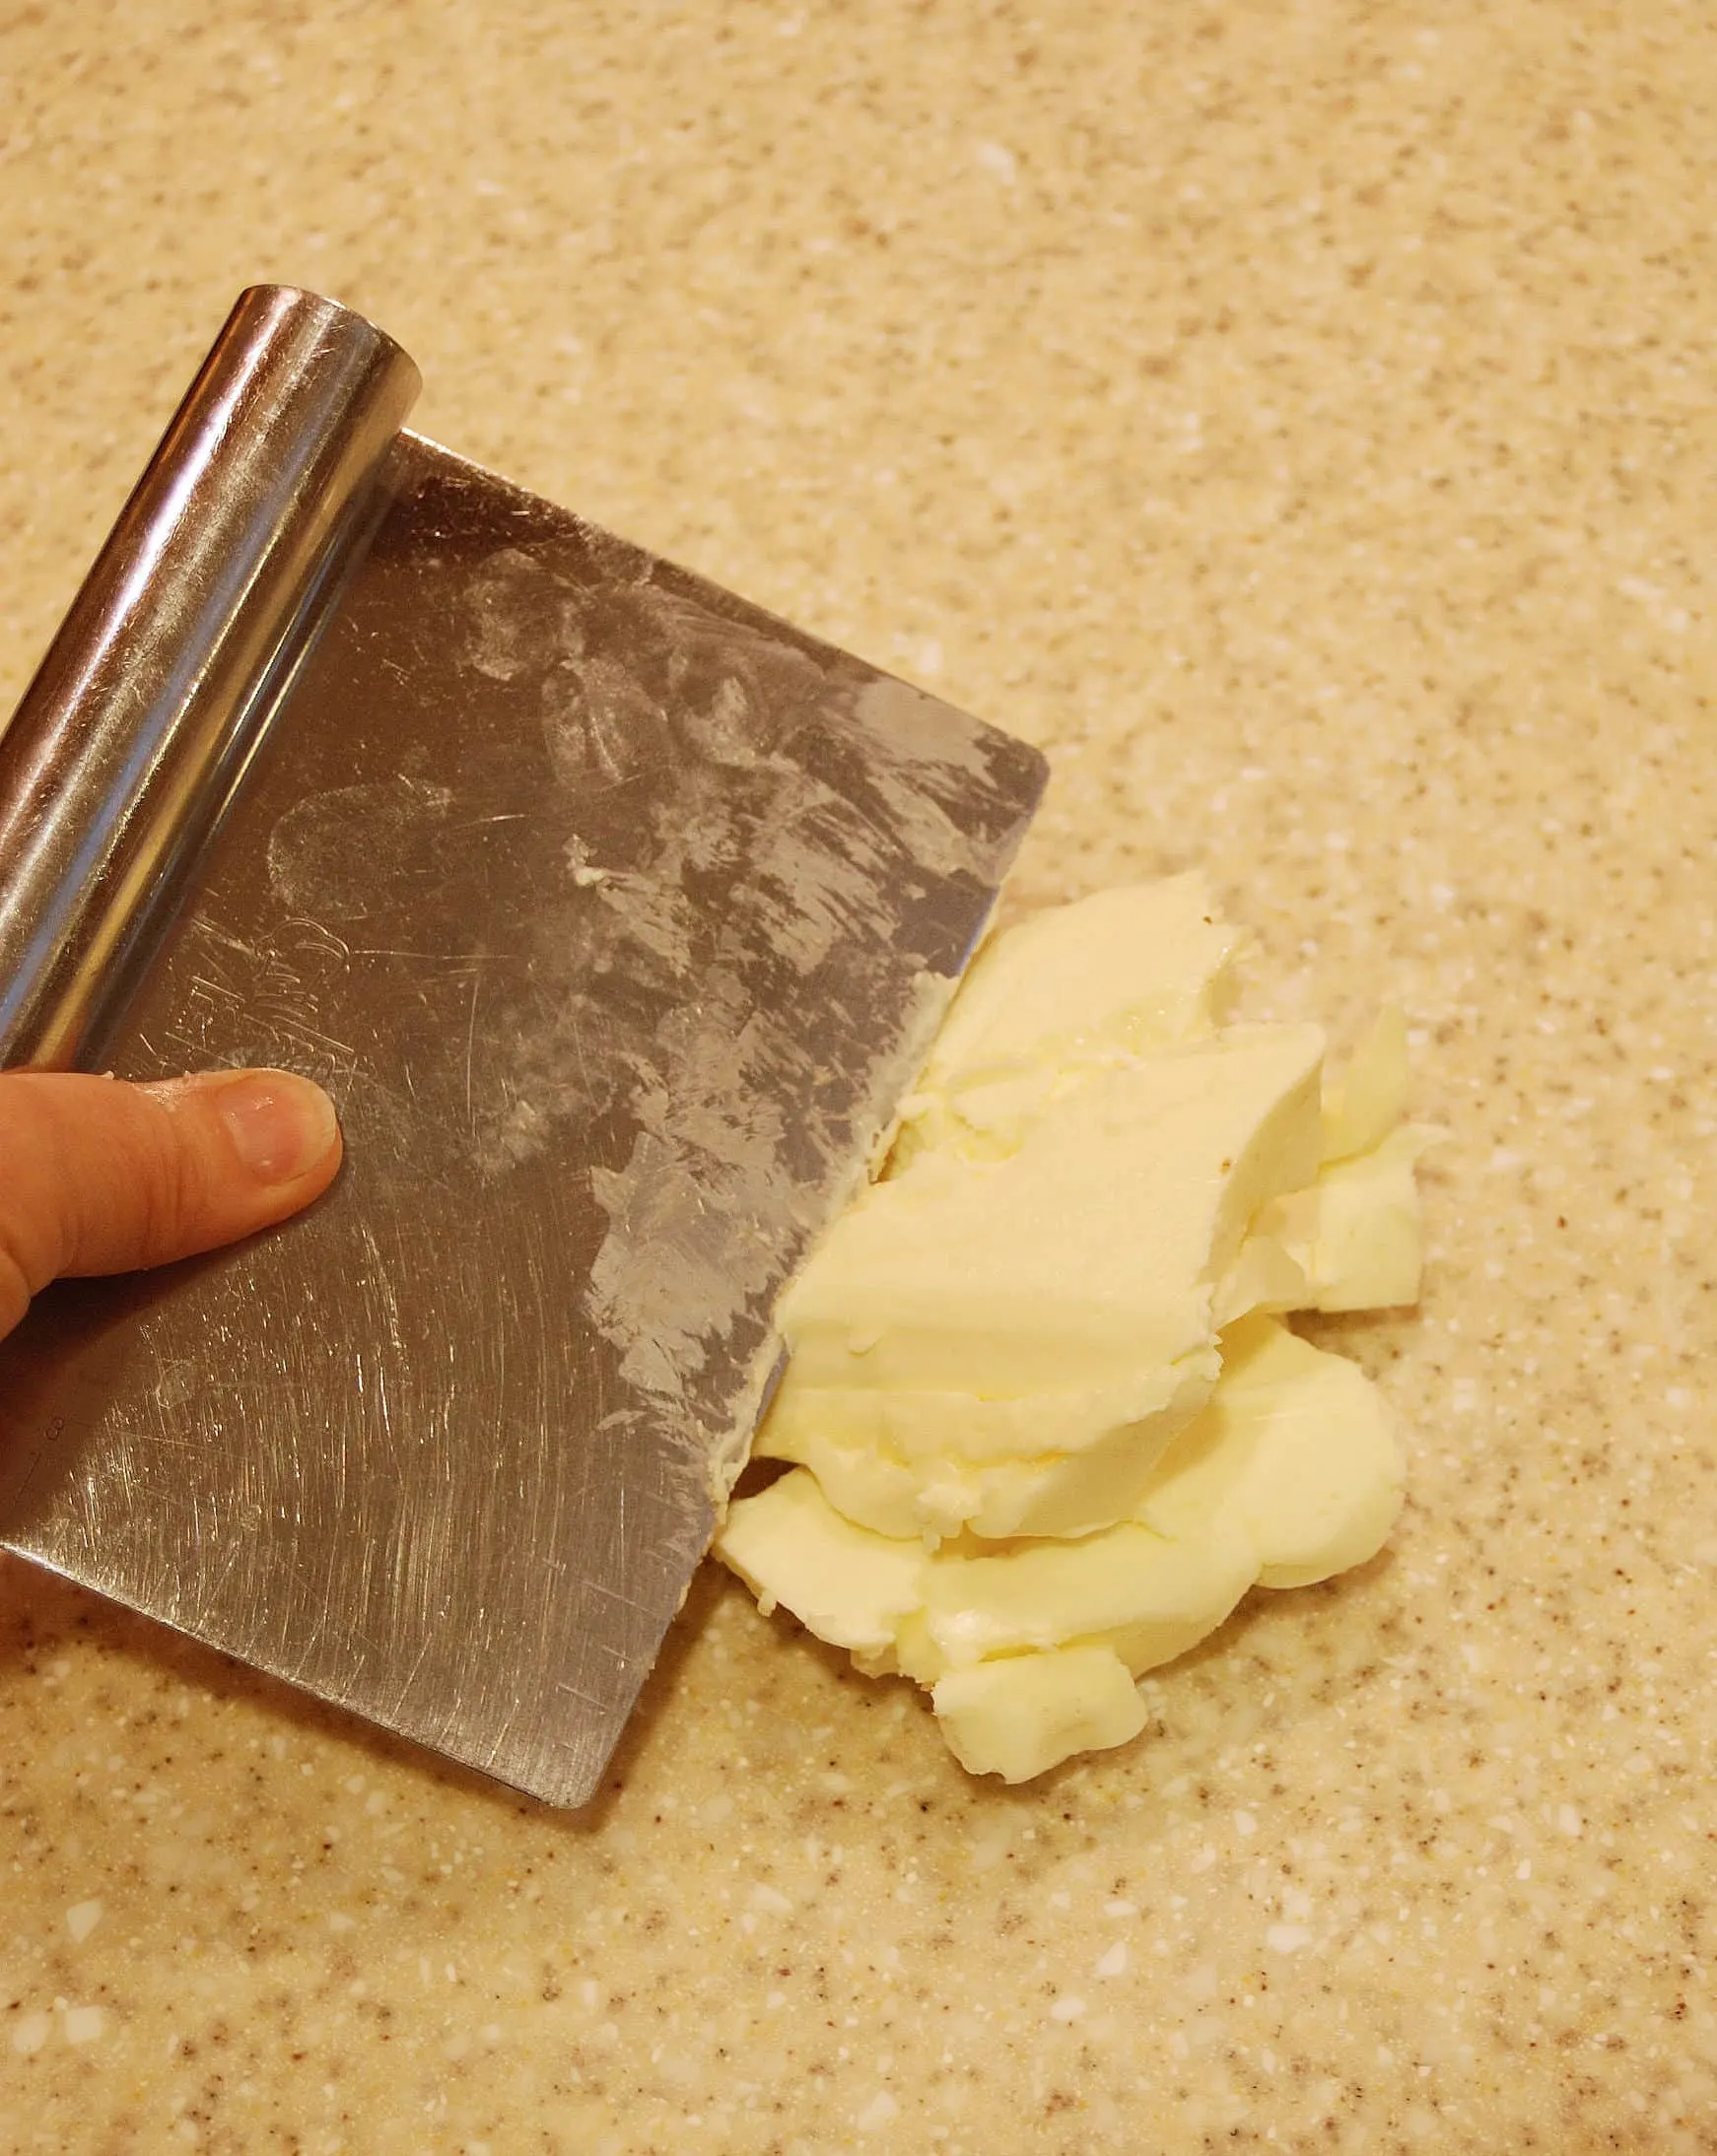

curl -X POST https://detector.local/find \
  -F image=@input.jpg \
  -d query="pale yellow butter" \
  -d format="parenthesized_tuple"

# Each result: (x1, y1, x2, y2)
(1138, 1314, 1405, 1590)
(766, 1020, 1323, 1539)
(893, 873, 1247, 1166)
(1313, 1122, 1440, 1313)
(932, 1650, 1147, 1783)
(716, 877, 1425, 1783)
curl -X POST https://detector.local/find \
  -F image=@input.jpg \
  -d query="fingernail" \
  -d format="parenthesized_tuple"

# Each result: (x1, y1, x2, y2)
(210, 1071, 341, 1183)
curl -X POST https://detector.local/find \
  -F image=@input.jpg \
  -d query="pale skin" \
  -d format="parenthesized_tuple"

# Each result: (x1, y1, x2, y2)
(0, 1068, 342, 1344)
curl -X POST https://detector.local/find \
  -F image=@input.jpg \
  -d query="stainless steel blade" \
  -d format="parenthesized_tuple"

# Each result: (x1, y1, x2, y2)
(0, 290, 1046, 1806)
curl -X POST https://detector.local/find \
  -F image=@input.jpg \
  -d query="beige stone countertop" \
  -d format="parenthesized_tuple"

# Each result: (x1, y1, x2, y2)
(3, 3, 1714, 2150)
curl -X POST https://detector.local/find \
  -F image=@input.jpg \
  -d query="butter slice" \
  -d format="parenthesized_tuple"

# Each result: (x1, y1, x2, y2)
(760, 1357, 1214, 1542)
(780, 1026, 1323, 1395)
(717, 1468, 923, 1660)
(1139, 1314, 1405, 1589)
(765, 1024, 1324, 1539)
(895, 874, 1246, 1164)
(897, 1514, 1257, 1683)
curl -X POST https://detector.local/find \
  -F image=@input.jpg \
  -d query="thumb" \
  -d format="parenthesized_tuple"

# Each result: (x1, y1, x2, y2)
(0, 1067, 343, 1339)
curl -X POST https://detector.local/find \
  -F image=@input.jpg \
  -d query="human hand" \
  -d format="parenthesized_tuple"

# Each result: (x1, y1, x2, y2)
(0, 1068, 342, 1344)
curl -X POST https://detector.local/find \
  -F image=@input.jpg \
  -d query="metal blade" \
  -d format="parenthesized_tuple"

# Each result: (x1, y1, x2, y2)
(0, 411, 1044, 1805)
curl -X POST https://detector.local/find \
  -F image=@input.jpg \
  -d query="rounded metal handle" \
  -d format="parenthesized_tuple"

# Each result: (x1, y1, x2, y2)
(0, 284, 421, 1069)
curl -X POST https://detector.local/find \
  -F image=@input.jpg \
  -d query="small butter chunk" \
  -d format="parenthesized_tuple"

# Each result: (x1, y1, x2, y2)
(1314, 1123, 1438, 1312)
(932, 1648, 1147, 1783)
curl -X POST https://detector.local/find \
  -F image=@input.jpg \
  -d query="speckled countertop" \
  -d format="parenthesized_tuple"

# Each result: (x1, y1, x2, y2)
(3, 3, 1714, 2150)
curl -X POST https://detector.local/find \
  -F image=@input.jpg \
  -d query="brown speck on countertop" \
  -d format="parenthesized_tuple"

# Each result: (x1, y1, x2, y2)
(2, 1, 1715, 2150)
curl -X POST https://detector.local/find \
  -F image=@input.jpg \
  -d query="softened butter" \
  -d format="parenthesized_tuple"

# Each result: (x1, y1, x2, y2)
(717, 875, 1430, 1782)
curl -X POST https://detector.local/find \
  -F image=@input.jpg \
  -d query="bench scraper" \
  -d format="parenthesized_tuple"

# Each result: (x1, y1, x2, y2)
(0, 286, 1045, 1806)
